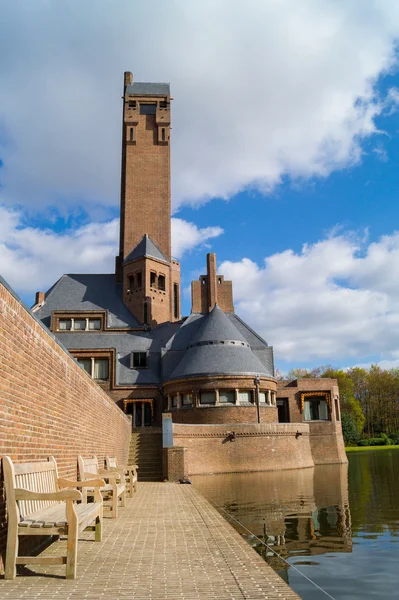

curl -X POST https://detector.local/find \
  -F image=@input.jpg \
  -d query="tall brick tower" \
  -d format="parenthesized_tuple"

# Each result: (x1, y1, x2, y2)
(116, 71, 180, 326)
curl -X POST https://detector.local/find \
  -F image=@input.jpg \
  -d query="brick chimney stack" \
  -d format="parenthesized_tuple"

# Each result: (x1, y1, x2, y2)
(191, 253, 234, 314)
(124, 71, 133, 87)
(207, 253, 217, 312)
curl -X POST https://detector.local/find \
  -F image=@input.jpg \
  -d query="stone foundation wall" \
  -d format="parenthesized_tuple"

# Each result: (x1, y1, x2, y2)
(0, 279, 132, 571)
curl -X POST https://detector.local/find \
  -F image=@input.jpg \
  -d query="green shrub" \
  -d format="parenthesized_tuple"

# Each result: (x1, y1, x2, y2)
(357, 436, 393, 447)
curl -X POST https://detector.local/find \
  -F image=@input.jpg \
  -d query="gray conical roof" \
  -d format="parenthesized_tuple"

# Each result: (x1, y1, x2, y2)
(123, 234, 168, 264)
(189, 304, 248, 347)
(166, 305, 273, 381)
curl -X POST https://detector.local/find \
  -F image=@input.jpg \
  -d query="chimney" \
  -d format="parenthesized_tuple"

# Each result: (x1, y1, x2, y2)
(124, 71, 133, 88)
(35, 291, 45, 305)
(207, 253, 217, 312)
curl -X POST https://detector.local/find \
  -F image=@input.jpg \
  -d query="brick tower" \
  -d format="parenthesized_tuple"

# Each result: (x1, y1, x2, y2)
(116, 71, 180, 326)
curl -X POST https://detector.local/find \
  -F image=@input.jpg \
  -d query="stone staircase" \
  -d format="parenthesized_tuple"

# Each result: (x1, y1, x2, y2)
(129, 428, 163, 481)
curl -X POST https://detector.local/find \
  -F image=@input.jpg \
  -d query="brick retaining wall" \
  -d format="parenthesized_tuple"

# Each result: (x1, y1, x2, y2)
(0, 278, 131, 571)
(169, 422, 314, 477)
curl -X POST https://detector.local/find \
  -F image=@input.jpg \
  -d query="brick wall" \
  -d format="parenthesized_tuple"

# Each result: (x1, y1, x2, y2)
(169, 423, 314, 476)
(170, 405, 278, 424)
(0, 279, 131, 571)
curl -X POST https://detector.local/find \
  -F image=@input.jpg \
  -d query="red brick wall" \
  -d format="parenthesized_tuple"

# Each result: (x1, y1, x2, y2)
(170, 405, 278, 424)
(170, 423, 314, 476)
(308, 421, 347, 464)
(0, 279, 131, 571)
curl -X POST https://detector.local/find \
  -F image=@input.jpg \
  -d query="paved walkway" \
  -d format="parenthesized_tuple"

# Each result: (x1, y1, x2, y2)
(1, 483, 300, 599)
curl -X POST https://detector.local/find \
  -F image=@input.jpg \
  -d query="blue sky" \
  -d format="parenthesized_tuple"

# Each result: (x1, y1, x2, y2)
(1, 1, 399, 374)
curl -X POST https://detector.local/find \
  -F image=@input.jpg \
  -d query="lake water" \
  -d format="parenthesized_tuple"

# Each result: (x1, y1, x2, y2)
(192, 449, 399, 600)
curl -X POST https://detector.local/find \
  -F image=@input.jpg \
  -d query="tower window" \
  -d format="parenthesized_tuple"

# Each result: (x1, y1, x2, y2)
(143, 302, 148, 324)
(136, 271, 142, 288)
(159, 101, 167, 109)
(140, 103, 156, 115)
(128, 274, 135, 291)
(128, 101, 137, 109)
(129, 127, 135, 141)
(158, 274, 165, 291)
(161, 128, 166, 141)
(173, 283, 179, 319)
(150, 271, 157, 288)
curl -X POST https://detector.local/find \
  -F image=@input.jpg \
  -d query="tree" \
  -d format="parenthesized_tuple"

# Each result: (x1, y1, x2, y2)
(322, 368, 365, 434)
(341, 413, 360, 446)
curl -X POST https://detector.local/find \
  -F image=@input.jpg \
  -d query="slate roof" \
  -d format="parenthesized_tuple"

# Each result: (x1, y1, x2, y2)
(126, 83, 170, 96)
(123, 235, 168, 265)
(189, 304, 248, 346)
(35, 274, 141, 329)
(34, 274, 275, 386)
(165, 305, 274, 381)
(57, 324, 180, 386)
(167, 344, 273, 381)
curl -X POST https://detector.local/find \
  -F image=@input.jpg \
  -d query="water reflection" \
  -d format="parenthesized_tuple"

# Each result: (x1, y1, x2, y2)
(192, 464, 352, 577)
(193, 450, 399, 599)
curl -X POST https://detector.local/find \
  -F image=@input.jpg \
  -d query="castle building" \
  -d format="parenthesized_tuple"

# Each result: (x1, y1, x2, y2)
(33, 72, 347, 477)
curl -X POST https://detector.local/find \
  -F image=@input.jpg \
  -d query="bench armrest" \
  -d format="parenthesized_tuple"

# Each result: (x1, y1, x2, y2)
(58, 478, 105, 489)
(15, 487, 82, 502)
(98, 470, 122, 480)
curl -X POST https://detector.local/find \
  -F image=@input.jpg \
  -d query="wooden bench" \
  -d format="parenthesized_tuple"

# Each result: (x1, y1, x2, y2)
(78, 456, 126, 519)
(105, 456, 138, 497)
(3, 456, 104, 580)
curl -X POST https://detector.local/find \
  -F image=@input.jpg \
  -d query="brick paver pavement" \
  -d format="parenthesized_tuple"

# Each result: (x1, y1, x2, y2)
(1, 483, 300, 599)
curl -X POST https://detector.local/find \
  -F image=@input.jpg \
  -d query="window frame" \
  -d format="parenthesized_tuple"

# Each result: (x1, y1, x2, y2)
(77, 357, 109, 382)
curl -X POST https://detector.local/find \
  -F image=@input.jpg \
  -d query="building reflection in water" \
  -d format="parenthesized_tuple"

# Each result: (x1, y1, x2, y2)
(192, 464, 352, 577)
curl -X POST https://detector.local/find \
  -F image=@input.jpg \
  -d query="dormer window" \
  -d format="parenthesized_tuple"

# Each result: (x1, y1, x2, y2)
(77, 357, 109, 381)
(131, 352, 148, 369)
(59, 319, 72, 331)
(57, 317, 103, 332)
(150, 272, 156, 288)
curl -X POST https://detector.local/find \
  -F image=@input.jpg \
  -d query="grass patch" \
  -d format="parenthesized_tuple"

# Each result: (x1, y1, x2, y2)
(345, 445, 399, 453)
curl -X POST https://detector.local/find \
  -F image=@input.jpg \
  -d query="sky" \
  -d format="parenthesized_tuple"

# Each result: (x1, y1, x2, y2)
(1, 0, 399, 374)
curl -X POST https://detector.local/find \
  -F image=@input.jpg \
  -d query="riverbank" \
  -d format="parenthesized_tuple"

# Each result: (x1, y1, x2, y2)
(0, 482, 300, 599)
(345, 444, 399, 452)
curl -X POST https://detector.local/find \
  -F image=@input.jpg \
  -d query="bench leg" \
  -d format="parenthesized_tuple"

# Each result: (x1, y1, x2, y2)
(134, 479, 138, 493)
(4, 527, 18, 580)
(129, 477, 133, 497)
(95, 514, 102, 542)
(120, 489, 126, 508)
(66, 502, 78, 579)
(112, 491, 118, 519)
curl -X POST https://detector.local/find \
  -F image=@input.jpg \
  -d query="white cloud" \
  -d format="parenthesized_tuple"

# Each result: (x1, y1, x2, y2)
(0, 206, 222, 297)
(0, 1, 399, 212)
(219, 230, 399, 364)
(171, 218, 223, 258)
